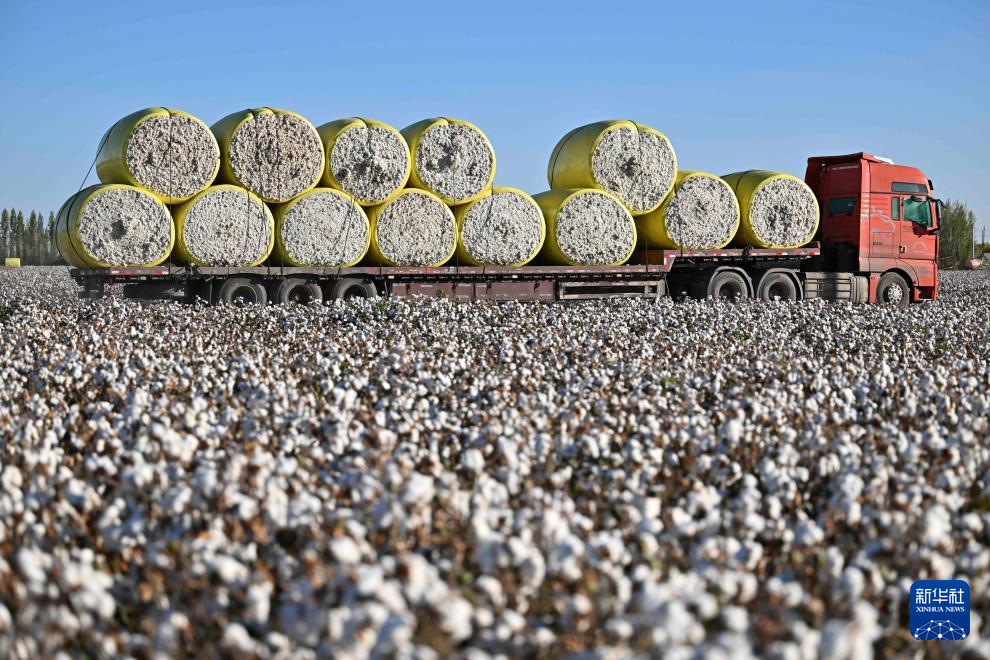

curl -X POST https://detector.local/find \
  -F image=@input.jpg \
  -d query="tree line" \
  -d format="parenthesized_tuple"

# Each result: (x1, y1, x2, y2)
(1, 209, 58, 265)
(937, 199, 980, 268)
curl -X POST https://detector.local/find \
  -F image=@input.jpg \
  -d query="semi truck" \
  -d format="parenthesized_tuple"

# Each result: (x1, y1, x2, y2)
(69, 152, 940, 309)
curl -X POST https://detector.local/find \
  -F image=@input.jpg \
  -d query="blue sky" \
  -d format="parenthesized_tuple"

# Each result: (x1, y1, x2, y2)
(1, 0, 987, 237)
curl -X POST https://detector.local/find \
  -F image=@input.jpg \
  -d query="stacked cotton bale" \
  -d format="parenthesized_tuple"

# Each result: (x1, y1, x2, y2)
(365, 189, 457, 267)
(55, 184, 174, 268)
(57, 107, 225, 268)
(637, 171, 740, 250)
(164, 107, 323, 266)
(272, 189, 370, 267)
(61, 109, 825, 271)
(318, 118, 410, 206)
(402, 118, 496, 205)
(548, 120, 677, 216)
(533, 189, 635, 266)
(535, 120, 676, 265)
(722, 171, 819, 248)
(171, 185, 273, 267)
(96, 107, 220, 203)
(454, 187, 545, 267)
(398, 118, 547, 267)
(212, 108, 324, 203)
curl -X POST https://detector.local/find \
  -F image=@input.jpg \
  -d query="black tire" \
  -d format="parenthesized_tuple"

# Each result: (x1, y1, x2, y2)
(876, 272, 910, 309)
(214, 277, 267, 306)
(329, 278, 378, 300)
(756, 271, 798, 302)
(707, 270, 750, 301)
(274, 278, 323, 305)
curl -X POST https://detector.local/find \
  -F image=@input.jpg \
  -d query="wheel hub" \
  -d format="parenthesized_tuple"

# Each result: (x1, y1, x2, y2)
(885, 284, 903, 304)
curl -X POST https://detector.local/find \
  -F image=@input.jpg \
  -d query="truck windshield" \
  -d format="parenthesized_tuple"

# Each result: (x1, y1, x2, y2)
(903, 197, 932, 227)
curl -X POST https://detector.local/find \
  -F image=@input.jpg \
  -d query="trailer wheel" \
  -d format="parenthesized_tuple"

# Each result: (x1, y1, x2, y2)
(707, 270, 750, 301)
(876, 272, 910, 309)
(330, 278, 378, 300)
(275, 278, 323, 305)
(215, 277, 267, 306)
(756, 271, 798, 302)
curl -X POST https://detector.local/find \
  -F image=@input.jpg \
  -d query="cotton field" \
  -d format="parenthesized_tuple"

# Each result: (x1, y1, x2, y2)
(1, 266, 989, 658)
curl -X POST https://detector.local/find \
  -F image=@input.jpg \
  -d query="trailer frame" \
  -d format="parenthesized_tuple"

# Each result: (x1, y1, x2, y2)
(70, 244, 825, 303)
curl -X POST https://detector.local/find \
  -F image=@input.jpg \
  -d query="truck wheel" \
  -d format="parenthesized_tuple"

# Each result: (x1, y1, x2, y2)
(876, 272, 910, 309)
(330, 278, 378, 300)
(756, 272, 798, 302)
(275, 278, 323, 305)
(707, 270, 750, 301)
(215, 277, 267, 306)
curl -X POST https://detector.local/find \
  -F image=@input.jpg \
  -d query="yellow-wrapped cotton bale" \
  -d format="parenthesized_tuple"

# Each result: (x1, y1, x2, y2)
(317, 118, 410, 206)
(171, 185, 274, 267)
(453, 187, 545, 267)
(636, 171, 740, 250)
(55, 184, 174, 268)
(212, 108, 324, 203)
(95, 107, 220, 204)
(532, 189, 636, 266)
(722, 170, 819, 248)
(272, 188, 370, 267)
(365, 189, 457, 267)
(401, 118, 496, 205)
(548, 120, 677, 216)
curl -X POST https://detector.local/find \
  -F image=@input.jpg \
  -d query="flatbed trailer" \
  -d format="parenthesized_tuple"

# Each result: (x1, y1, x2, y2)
(66, 151, 942, 308)
(70, 242, 872, 305)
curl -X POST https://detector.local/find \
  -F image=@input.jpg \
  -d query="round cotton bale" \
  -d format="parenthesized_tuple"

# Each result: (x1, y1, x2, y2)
(532, 189, 636, 266)
(272, 188, 370, 267)
(637, 171, 740, 250)
(548, 120, 677, 216)
(317, 118, 410, 206)
(365, 189, 457, 267)
(212, 108, 324, 203)
(55, 184, 174, 268)
(722, 171, 820, 248)
(171, 185, 274, 267)
(401, 118, 496, 205)
(453, 187, 545, 267)
(95, 108, 220, 204)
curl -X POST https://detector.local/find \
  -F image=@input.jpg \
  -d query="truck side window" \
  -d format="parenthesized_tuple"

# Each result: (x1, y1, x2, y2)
(903, 197, 932, 227)
(828, 197, 855, 217)
(891, 197, 900, 220)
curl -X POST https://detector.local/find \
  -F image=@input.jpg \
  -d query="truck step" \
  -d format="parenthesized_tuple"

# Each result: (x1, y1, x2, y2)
(558, 279, 665, 300)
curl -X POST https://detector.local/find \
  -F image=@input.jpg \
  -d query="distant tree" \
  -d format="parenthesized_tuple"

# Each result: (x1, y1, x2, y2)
(12, 211, 24, 260)
(48, 211, 57, 264)
(6, 208, 14, 259)
(6, 208, 13, 259)
(27, 211, 38, 263)
(1, 209, 9, 259)
(32, 210, 44, 264)
(33, 210, 46, 264)
(938, 200, 978, 268)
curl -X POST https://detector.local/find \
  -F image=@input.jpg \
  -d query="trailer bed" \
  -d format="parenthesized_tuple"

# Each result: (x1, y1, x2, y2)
(69, 244, 822, 302)
(71, 244, 821, 278)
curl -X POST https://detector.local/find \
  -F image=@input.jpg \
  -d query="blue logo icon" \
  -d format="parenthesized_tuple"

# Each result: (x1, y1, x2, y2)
(910, 580, 970, 640)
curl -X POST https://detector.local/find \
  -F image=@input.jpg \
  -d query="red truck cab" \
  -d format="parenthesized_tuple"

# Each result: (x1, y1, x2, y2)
(806, 153, 939, 303)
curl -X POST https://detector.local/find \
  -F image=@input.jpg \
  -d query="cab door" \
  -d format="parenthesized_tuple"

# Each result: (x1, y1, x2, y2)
(870, 195, 895, 260)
